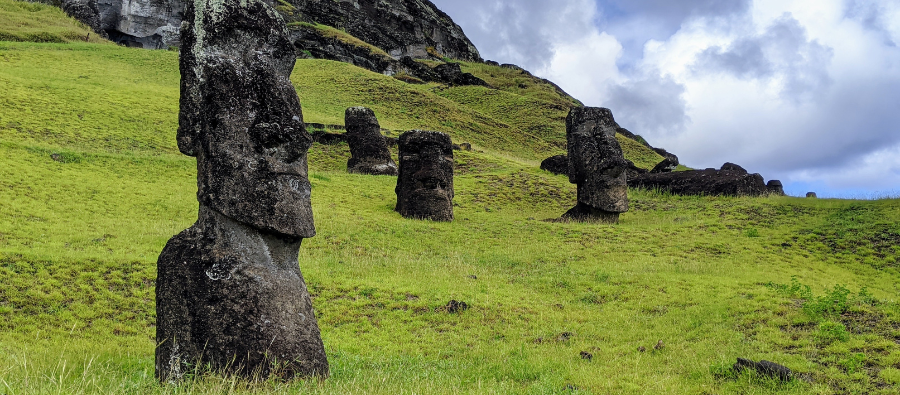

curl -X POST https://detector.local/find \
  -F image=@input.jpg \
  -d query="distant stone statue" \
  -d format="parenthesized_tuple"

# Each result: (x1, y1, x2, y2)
(807, 192, 818, 198)
(562, 107, 629, 223)
(155, 0, 328, 382)
(345, 107, 398, 175)
(395, 130, 454, 221)
(767, 180, 785, 196)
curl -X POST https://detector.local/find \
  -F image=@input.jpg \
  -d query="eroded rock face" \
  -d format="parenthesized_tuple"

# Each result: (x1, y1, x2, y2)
(156, 0, 327, 381)
(563, 107, 629, 222)
(540, 155, 568, 176)
(60, 0, 104, 35)
(97, 0, 184, 48)
(345, 107, 398, 176)
(395, 130, 454, 221)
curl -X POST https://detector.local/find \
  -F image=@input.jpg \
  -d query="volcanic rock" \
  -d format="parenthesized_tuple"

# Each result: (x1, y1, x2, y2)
(156, 0, 327, 381)
(767, 180, 785, 196)
(720, 162, 748, 174)
(540, 155, 568, 176)
(395, 130, 454, 221)
(650, 157, 678, 173)
(807, 192, 818, 198)
(734, 358, 793, 381)
(562, 107, 629, 223)
(344, 107, 398, 176)
(629, 169, 768, 197)
(60, 0, 104, 36)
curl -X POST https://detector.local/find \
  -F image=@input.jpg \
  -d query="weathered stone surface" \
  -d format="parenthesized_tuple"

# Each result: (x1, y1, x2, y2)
(395, 130, 454, 221)
(157, 0, 327, 381)
(653, 148, 679, 167)
(60, 0, 104, 36)
(540, 154, 568, 176)
(563, 107, 629, 222)
(95, 0, 183, 48)
(629, 169, 768, 197)
(734, 358, 793, 381)
(625, 159, 649, 180)
(767, 180, 785, 196)
(345, 107, 398, 176)
(650, 157, 678, 173)
(721, 162, 748, 174)
(156, 207, 328, 381)
(432, 62, 488, 86)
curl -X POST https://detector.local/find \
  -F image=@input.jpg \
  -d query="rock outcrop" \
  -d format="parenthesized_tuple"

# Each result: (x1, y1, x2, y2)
(540, 155, 568, 176)
(156, 0, 327, 381)
(629, 169, 768, 197)
(60, 0, 184, 48)
(345, 107, 398, 176)
(286, 0, 481, 62)
(395, 130, 454, 221)
(562, 107, 629, 223)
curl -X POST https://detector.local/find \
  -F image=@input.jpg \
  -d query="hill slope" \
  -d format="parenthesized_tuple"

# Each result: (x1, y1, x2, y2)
(1, 4, 900, 395)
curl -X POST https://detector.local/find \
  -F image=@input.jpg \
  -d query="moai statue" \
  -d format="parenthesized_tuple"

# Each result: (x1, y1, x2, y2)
(395, 130, 454, 221)
(767, 180, 785, 196)
(155, 0, 328, 382)
(345, 107, 398, 175)
(562, 107, 629, 223)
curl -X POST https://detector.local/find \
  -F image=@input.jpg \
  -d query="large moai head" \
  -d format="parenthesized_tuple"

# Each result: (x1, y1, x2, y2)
(395, 130, 454, 221)
(345, 107, 398, 176)
(565, 107, 629, 218)
(176, 0, 314, 238)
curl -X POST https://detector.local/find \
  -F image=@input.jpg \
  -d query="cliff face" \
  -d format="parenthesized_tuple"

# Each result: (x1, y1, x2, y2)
(287, 0, 481, 62)
(59, 0, 480, 60)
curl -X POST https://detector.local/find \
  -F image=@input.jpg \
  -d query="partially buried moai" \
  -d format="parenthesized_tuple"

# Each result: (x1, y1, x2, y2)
(155, 0, 328, 382)
(395, 130, 454, 221)
(562, 107, 629, 223)
(345, 107, 398, 175)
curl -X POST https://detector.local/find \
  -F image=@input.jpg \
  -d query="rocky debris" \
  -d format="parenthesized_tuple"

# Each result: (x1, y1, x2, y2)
(654, 340, 665, 350)
(629, 169, 768, 197)
(433, 63, 489, 87)
(767, 180, 785, 196)
(650, 157, 678, 173)
(445, 300, 469, 313)
(384, 136, 399, 147)
(311, 131, 347, 145)
(653, 148, 680, 167)
(625, 160, 649, 180)
(156, 0, 327, 381)
(540, 155, 568, 176)
(733, 358, 793, 381)
(452, 142, 472, 151)
(88, 0, 183, 48)
(395, 130, 454, 221)
(557, 332, 574, 342)
(290, 24, 398, 74)
(807, 192, 818, 198)
(720, 162, 748, 174)
(344, 107, 398, 176)
(579, 351, 593, 360)
(638, 346, 646, 353)
(561, 107, 629, 223)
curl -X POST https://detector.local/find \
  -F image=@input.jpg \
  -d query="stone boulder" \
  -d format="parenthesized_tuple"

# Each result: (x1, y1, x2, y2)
(767, 180, 785, 196)
(807, 192, 818, 198)
(156, 0, 327, 381)
(344, 107, 398, 176)
(540, 155, 568, 176)
(629, 169, 768, 197)
(562, 107, 629, 223)
(60, 0, 104, 36)
(720, 162, 748, 174)
(734, 358, 793, 381)
(650, 157, 678, 173)
(653, 148, 679, 167)
(433, 63, 489, 87)
(395, 130, 454, 221)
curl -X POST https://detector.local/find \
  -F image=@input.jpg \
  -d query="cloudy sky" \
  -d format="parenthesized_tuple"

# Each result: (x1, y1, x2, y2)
(431, 0, 900, 198)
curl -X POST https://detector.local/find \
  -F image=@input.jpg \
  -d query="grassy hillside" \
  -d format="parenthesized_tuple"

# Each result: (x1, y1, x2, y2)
(2, 4, 900, 395)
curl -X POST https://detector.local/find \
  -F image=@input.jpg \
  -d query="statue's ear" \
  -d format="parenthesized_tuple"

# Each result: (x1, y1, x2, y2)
(177, 124, 198, 157)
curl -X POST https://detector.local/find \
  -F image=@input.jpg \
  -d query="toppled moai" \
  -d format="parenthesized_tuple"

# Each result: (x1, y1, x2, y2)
(155, 0, 328, 382)
(395, 130, 454, 221)
(345, 107, 398, 175)
(562, 107, 629, 223)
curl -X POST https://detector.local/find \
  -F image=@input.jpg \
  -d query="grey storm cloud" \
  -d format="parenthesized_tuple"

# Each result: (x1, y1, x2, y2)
(604, 75, 688, 138)
(430, 0, 597, 71)
(693, 14, 834, 102)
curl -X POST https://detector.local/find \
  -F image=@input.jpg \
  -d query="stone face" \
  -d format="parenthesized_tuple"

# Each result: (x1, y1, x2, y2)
(767, 180, 785, 196)
(345, 107, 398, 176)
(156, 0, 327, 381)
(395, 130, 454, 221)
(629, 169, 768, 197)
(540, 155, 568, 176)
(563, 107, 629, 222)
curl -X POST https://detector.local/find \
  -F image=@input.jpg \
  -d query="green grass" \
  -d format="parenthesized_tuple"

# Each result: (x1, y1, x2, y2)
(0, 0, 107, 43)
(2, 7, 900, 395)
